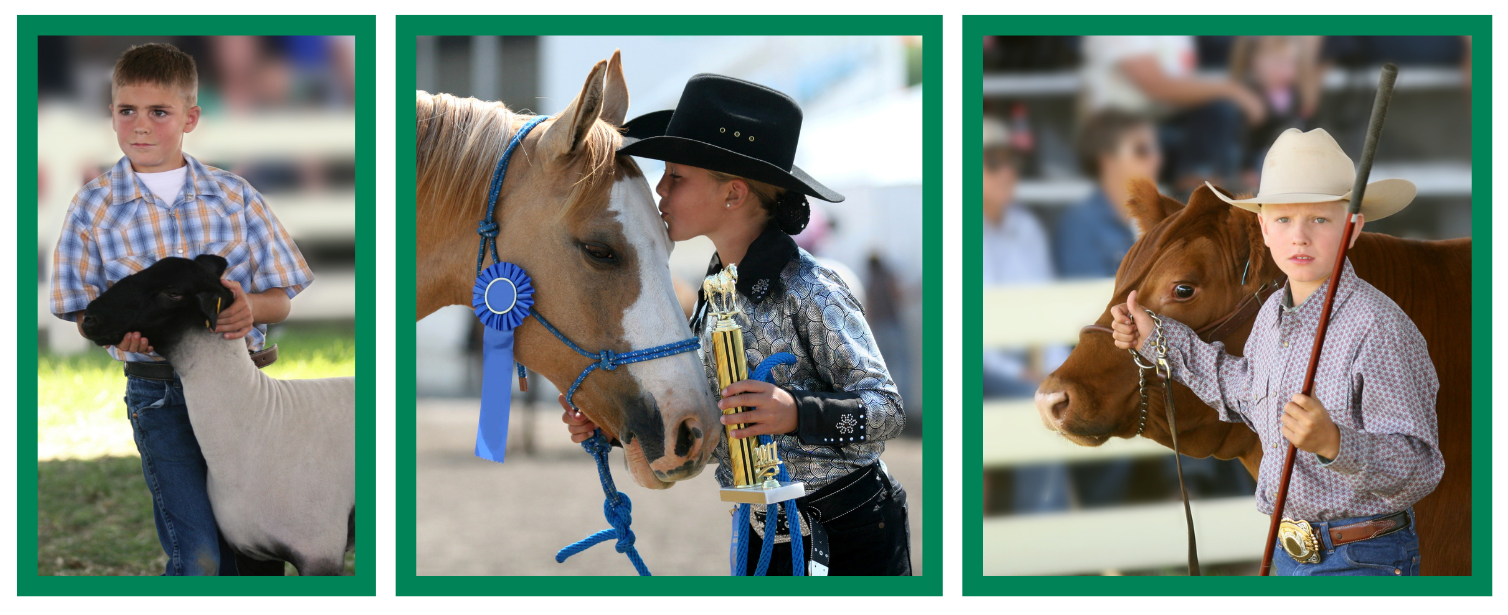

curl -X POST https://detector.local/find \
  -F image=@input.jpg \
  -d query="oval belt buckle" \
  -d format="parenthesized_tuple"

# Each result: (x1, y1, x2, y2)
(1278, 519, 1321, 564)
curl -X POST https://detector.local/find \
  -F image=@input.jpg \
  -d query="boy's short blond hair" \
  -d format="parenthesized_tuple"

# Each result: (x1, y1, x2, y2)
(112, 42, 198, 106)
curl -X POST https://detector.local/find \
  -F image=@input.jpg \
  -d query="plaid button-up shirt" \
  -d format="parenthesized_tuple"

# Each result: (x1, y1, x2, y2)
(1145, 258, 1442, 521)
(50, 154, 314, 362)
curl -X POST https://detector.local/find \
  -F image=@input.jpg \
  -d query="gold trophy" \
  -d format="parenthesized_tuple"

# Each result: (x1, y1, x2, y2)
(705, 265, 806, 504)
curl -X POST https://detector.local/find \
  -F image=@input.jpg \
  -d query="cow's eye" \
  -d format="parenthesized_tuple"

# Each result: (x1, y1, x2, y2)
(1173, 284, 1196, 300)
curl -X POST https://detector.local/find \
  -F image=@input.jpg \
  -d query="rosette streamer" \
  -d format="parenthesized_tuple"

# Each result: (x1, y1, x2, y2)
(471, 262, 535, 463)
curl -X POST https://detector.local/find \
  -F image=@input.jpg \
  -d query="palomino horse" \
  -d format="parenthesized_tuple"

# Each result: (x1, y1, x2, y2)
(1036, 180, 1472, 575)
(415, 52, 720, 490)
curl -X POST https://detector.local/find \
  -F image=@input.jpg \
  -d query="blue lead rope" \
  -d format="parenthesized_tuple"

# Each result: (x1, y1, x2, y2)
(556, 431, 651, 576)
(731, 353, 805, 576)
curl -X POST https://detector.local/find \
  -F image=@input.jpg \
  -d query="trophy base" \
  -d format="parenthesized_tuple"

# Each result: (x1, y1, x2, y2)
(719, 481, 806, 504)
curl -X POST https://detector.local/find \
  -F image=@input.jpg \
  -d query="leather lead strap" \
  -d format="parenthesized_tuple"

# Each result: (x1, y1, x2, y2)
(1162, 374, 1201, 576)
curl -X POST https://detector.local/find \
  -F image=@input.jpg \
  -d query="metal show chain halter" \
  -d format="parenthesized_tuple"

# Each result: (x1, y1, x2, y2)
(1128, 310, 1200, 576)
(468, 113, 701, 576)
(1080, 265, 1282, 576)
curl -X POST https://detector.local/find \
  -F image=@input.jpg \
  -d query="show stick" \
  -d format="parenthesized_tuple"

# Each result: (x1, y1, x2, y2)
(1259, 63, 1398, 576)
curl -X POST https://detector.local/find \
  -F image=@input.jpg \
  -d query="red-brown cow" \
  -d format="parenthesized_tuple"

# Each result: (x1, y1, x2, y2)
(1036, 180, 1471, 575)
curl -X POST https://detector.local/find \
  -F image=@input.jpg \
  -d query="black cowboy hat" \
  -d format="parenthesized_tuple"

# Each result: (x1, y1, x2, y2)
(618, 74, 845, 203)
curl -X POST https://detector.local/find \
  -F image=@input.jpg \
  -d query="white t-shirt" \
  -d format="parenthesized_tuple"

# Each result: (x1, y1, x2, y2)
(136, 165, 189, 206)
(1081, 35, 1197, 117)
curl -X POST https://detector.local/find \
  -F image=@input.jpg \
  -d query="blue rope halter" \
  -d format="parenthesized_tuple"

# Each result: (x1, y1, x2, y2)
(475, 113, 701, 576)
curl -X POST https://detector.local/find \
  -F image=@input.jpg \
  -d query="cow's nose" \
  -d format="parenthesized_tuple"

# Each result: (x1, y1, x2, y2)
(1034, 389, 1069, 430)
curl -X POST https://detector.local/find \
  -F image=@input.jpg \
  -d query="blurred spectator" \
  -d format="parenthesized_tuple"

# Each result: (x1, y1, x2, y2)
(1080, 35, 1263, 193)
(1230, 36, 1322, 186)
(982, 116, 1053, 398)
(981, 115, 1072, 512)
(982, 117, 1052, 286)
(865, 252, 913, 423)
(1054, 109, 1159, 278)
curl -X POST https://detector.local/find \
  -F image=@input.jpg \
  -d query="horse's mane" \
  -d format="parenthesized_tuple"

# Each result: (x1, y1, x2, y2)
(414, 90, 631, 226)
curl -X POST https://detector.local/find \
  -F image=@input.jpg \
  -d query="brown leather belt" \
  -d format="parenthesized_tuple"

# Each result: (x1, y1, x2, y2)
(124, 345, 279, 381)
(1328, 510, 1411, 547)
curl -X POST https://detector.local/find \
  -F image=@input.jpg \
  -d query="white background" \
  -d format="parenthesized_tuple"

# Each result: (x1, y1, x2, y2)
(2, 1, 1507, 610)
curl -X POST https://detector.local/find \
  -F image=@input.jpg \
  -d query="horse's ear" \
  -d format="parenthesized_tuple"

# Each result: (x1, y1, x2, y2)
(1125, 178, 1181, 231)
(539, 59, 608, 158)
(601, 50, 630, 127)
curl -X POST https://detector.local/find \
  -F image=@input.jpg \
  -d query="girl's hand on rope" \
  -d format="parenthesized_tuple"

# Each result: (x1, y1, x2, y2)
(558, 394, 599, 444)
(1111, 289, 1155, 351)
(718, 379, 798, 439)
(1282, 393, 1341, 460)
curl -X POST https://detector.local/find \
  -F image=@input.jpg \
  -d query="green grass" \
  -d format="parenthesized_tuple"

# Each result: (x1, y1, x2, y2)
(35, 324, 357, 576)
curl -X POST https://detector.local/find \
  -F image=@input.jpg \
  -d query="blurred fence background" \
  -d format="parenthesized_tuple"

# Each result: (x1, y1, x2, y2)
(33, 35, 357, 575)
(980, 35, 1472, 576)
(413, 35, 925, 575)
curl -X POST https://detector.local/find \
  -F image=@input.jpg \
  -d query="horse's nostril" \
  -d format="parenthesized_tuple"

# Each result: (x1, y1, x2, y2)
(673, 417, 702, 458)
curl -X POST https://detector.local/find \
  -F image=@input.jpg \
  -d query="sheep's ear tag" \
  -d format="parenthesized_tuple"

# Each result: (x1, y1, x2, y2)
(197, 293, 223, 331)
(470, 263, 535, 464)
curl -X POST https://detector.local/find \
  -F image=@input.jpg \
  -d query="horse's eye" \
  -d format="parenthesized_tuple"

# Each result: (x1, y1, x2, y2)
(1173, 284, 1196, 300)
(581, 243, 616, 263)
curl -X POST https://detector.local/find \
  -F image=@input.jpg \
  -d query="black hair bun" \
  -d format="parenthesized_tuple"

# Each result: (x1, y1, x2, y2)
(774, 190, 810, 235)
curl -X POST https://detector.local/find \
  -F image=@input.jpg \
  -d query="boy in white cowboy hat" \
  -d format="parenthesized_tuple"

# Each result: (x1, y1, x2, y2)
(1110, 127, 1442, 576)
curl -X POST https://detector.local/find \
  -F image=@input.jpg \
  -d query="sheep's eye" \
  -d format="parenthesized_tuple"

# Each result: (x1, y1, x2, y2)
(1173, 284, 1196, 300)
(582, 243, 616, 263)
(162, 291, 183, 301)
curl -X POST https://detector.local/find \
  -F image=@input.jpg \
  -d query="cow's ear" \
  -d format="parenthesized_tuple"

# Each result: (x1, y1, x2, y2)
(194, 254, 228, 278)
(196, 291, 224, 330)
(1125, 178, 1181, 231)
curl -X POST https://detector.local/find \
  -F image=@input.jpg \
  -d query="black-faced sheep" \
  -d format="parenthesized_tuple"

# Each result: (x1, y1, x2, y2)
(80, 254, 354, 576)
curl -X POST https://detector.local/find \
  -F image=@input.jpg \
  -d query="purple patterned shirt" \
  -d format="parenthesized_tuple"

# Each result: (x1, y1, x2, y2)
(1143, 258, 1442, 521)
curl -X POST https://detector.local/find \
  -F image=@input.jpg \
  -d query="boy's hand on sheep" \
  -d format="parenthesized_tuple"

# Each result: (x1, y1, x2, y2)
(115, 331, 154, 355)
(214, 279, 255, 339)
(558, 394, 600, 444)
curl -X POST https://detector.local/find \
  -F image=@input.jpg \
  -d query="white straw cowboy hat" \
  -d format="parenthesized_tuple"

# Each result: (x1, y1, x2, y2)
(1208, 128, 1417, 221)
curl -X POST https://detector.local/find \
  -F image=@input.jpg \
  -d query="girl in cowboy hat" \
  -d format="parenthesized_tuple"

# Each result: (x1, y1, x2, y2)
(561, 74, 911, 576)
(1110, 127, 1441, 575)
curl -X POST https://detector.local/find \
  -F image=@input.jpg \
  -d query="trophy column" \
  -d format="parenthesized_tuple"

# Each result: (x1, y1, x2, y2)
(704, 265, 806, 505)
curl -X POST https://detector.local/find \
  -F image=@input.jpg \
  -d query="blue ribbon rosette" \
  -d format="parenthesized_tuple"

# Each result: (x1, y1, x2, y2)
(471, 262, 535, 463)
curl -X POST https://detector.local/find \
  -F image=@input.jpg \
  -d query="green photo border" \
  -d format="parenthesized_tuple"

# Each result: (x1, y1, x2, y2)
(397, 15, 941, 595)
(16, 15, 377, 595)
(962, 15, 1491, 595)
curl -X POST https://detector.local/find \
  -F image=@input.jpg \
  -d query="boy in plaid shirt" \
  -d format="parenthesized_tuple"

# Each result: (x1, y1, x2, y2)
(49, 42, 313, 576)
(1111, 128, 1441, 575)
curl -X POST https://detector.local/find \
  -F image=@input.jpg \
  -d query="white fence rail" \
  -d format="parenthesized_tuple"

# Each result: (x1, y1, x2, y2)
(982, 280, 1265, 575)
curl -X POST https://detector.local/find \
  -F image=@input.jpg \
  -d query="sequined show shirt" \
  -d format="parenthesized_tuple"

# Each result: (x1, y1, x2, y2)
(1143, 258, 1442, 521)
(692, 223, 906, 494)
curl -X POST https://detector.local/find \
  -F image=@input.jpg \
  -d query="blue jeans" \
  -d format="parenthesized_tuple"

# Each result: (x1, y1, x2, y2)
(1273, 509, 1420, 576)
(125, 374, 239, 576)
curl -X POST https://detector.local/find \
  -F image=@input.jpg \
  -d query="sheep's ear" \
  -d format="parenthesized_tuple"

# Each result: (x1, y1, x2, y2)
(194, 254, 228, 278)
(197, 291, 224, 330)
